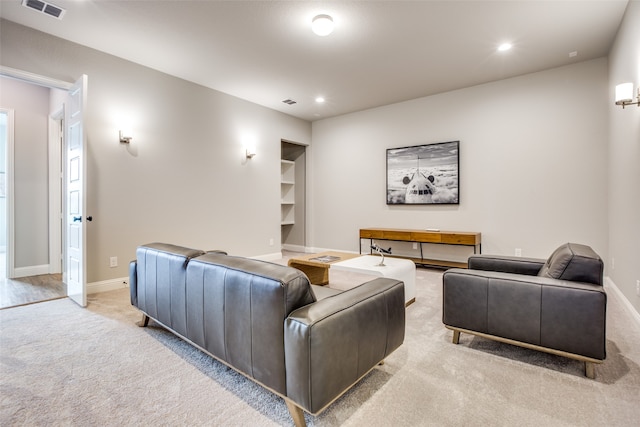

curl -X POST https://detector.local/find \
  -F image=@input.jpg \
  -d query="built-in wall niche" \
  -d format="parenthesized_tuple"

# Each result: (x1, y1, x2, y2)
(281, 159, 295, 225)
(281, 141, 306, 251)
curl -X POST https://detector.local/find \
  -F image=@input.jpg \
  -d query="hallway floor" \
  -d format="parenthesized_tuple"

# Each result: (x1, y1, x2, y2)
(0, 274, 66, 310)
(0, 251, 66, 309)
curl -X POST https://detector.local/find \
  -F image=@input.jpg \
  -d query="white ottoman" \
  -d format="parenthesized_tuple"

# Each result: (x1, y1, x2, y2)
(332, 255, 416, 306)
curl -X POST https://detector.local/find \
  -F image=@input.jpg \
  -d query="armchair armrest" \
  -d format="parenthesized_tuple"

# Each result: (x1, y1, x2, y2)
(468, 254, 545, 276)
(284, 278, 405, 414)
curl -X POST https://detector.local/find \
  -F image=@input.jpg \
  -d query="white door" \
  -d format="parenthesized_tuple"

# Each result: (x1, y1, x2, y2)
(65, 75, 88, 307)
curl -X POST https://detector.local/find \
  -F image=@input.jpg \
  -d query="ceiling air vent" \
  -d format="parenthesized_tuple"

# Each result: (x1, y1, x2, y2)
(282, 99, 297, 105)
(22, 0, 66, 19)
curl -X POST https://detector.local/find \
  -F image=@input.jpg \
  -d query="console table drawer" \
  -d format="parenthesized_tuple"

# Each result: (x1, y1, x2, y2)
(410, 232, 442, 243)
(441, 233, 480, 245)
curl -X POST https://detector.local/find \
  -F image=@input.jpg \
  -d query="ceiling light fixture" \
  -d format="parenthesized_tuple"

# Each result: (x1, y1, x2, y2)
(315, 96, 325, 103)
(312, 14, 334, 36)
(498, 43, 512, 52)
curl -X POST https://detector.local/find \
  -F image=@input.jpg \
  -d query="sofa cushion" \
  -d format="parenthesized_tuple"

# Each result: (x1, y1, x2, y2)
(538, 243, 603, 285)
(310, 284, 342, 300)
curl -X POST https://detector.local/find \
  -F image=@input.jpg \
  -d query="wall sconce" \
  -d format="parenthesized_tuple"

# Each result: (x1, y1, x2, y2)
(245, 147, 257, 159)
(119, 129, 133, 144)
(615, 83, 640, 108)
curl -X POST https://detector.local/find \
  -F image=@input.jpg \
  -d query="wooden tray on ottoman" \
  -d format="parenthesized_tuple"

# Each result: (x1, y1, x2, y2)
(287, 251, 361, 286)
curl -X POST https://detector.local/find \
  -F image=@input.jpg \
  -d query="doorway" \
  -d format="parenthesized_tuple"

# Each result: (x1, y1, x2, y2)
(0, 72, 73, 309)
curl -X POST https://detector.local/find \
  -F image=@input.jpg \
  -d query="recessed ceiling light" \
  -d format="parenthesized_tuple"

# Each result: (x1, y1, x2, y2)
(312, 14, 334, 37)
(498, 43, 512, 52)
(315, 96, 325, 103)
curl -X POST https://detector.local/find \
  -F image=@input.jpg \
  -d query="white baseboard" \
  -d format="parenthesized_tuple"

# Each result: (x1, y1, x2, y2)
(306, 246, 360, 255)
(88, 277, 129, 294)
(605, 276, 640, 326)
(282, 244, 306, 253)
(251, 252, 283, 262)
(13, 264, 50, 278)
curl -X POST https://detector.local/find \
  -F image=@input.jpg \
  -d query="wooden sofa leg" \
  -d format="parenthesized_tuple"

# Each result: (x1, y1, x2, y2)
(137, 314, 150, 327)
(285, 400, 306, 427)
(452, 330, 461, 344)
(585, 362, 595, 379)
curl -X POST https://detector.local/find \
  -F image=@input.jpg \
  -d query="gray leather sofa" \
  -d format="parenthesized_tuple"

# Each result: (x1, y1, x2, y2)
(442, 243, 606, 378)
(129, 243, 405, 426)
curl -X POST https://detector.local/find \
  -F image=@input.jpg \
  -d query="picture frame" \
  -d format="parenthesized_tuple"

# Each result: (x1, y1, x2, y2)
(386, 140, 459, 205)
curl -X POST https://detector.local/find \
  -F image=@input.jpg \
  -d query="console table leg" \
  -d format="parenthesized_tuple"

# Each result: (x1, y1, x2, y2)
(452, 330, 461, 344)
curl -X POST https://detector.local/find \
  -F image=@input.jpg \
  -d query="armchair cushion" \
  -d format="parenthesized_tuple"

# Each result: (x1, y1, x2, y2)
(537, 243, 603, 285)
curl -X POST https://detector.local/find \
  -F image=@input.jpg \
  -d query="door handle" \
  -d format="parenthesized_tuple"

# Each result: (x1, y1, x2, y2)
(73, 216, 93, 222)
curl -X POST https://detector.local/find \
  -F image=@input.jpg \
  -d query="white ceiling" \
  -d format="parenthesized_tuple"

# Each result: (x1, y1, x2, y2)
(0, 0, 629, 121)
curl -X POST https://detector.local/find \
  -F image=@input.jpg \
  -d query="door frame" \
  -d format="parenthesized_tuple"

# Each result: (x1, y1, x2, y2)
(48, 109, 64, 274)
(0, 107, 15, 279)
(0, 66, 73, 279)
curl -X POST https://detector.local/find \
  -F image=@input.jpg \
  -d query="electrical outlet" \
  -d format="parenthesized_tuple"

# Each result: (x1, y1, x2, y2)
(109, 256, 118, 268)
(412, 242, 418, 249)
(515, 248, 522, 257)
(636, 280, 640, 297)
(269, 238, 274, 246)
(612, 258, 615, 270)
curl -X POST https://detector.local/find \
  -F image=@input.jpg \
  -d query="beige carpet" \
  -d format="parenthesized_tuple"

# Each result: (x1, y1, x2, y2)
(1, 265, 639, 426)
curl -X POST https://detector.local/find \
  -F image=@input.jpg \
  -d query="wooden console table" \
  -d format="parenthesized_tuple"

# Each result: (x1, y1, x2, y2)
(359, 228, 481, 269)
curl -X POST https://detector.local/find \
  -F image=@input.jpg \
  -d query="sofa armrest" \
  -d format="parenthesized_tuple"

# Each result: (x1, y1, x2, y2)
(443, 269, 606, 360)
(284, 278, 405, 414)
(129, 260, 138, 306)
(468, 254, 545, 276)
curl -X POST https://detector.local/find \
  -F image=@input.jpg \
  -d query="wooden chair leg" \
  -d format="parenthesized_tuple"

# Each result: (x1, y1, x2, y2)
(585, 362, 595, 379)
(285, 400, 306, 427)
(137, 314, 150, 327)
(452, 330, 461, 344)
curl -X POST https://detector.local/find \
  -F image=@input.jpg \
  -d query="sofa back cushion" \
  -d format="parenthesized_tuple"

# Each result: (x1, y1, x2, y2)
(538, 243, 603, 285)
(185, 253, 315, 395)
(134, 243, 205, 336)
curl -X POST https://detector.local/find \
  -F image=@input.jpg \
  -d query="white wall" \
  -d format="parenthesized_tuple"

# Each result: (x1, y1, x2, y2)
(310, 58, 609, 264)
(0, 77, 49, 270)
(0, 19, 311, 282)
(608, 1, 640, 315)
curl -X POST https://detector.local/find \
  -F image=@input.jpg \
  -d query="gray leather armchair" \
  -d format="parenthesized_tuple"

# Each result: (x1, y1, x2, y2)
(442, 243, 606, 378)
